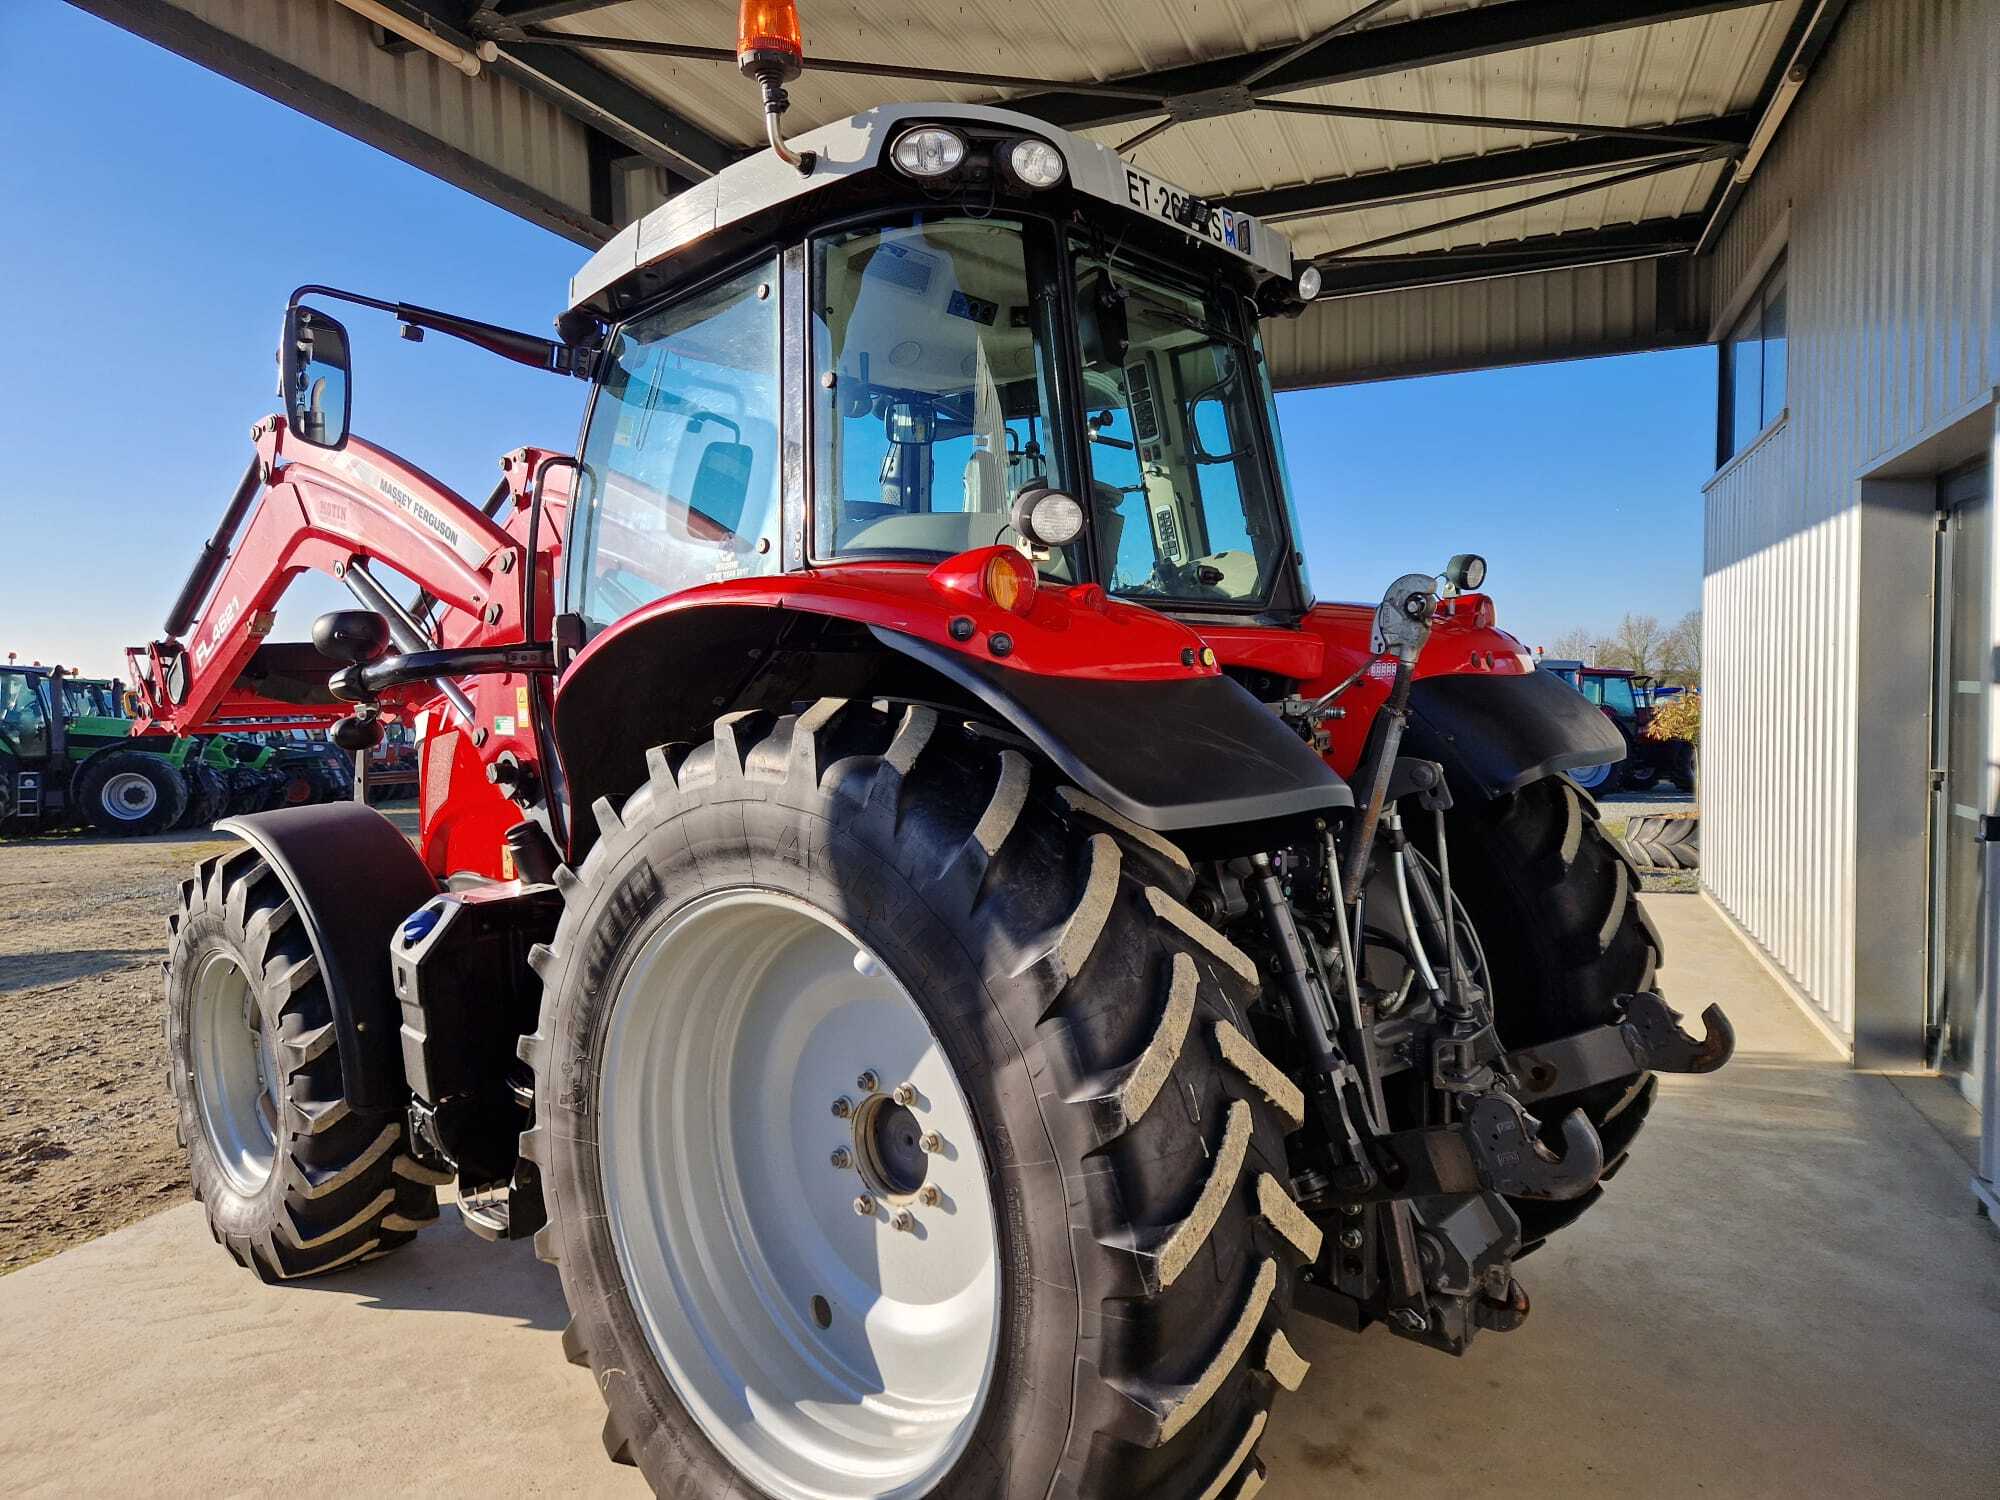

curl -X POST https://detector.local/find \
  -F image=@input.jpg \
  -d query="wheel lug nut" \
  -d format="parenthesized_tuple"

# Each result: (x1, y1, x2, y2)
(831, 1096, 853, 1119)
(920, 1132, 943, 1154)
(856, 1070, 879, 1093)
(853, 1194, 875, 1216)
(892, 1082, 917, 1107)
(830, 1148, 852, 1170)
(891, 1209, 915, 1232)
(1338, 1228, 1364, 1251)
(918, 1185, 941, 1207)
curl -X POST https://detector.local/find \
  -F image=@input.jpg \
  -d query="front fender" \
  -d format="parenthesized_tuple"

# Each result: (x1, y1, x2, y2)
(1403, 669, 1626, 800)
(216, 802, 439, 1109)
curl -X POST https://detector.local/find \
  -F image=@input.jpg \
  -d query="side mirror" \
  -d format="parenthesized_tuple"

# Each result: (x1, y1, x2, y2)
(313, 610, 392, 665)
(280, 305, 352, 448)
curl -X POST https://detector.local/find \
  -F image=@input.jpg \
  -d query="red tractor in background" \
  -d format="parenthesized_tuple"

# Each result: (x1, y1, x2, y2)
(136, 22, 1731, 1497)
(1536, 659, 1698, 794)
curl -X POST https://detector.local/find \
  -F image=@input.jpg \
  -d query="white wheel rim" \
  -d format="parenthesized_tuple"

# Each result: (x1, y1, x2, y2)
(101, 769, 158, 820)
(600, 889, 1001, 1500)
(189, 950, 281, 1193)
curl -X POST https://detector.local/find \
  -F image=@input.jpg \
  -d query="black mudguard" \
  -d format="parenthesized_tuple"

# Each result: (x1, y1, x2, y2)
(552, 603, 1349, 862)
(1403, 669, 1625, 800)
(878, 629, 1351, 845)
(217, 801, 438, 1109)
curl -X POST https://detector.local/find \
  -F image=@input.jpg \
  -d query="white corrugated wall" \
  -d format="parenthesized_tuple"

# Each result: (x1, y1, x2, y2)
(1702, 0, 2000, 1042)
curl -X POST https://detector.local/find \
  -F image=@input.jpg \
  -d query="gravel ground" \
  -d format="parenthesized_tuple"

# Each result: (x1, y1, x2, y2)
(0, 829, 235, 1274)
(0, 808, 422, 1275)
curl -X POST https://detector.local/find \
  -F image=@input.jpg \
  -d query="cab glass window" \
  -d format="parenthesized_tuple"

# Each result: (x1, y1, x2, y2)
(1073, 247, 1287, 606)
(0, 672, 51, 759)
(813, 218, 1076, 576)
(569, 260, 782, 631)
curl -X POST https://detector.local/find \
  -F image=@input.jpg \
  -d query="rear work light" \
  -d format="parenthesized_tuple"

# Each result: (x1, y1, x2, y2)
(891, 126, 966, 178)
(981, 550, 1038, 616)
(1005, 139, 1065, 189)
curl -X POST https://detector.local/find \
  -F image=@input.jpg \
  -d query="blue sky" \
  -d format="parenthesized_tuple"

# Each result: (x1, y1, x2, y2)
(0, 0, 1713, 677)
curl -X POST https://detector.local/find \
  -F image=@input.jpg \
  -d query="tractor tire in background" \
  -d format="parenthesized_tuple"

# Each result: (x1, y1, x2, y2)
(1666, 740, 1697, 793)
(77, 750, 189, 836)
(1621, 762, 1660, 792)
(524, 700, 1314, 1499)
(254, 769, 289, 812)
(166, 844, 441, 1278)
(1623, 814, 1700, 871)
(223, 767, 265, 817)
(1435, 774, 1663, 1252)
(175, 761, 229, 831)
(1567, 756, 1621, 795)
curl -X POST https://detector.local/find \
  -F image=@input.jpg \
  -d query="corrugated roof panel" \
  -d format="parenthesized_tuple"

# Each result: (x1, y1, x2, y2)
(102, 0, 1817, 383)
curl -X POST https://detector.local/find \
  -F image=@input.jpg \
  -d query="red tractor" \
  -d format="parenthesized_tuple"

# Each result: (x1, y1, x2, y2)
(138, 26, 1730, 1498)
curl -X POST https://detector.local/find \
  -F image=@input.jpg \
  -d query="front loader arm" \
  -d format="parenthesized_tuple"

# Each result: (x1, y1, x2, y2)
(130, 416, 524, 736)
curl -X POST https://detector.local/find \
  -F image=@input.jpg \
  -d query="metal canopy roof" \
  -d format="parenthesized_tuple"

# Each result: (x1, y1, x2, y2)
(77, 0, 1840, 384)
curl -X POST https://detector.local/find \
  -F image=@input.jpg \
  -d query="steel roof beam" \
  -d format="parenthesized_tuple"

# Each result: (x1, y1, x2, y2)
(1014, 0, 1780, 133)
(383, 0, 737, 180)
(480, 1, 629, 22)
(1313, 147, 1734, 260)
(1234, 114, 1752, 222)
(1310, 216, 1705, 298)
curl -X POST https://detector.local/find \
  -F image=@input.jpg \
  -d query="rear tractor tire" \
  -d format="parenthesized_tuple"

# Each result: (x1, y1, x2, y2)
(1437, 774, 1665, 1250)
(524, 699, 1315, 1499)
(78, 749, 188, 836)
(165, 845, 441, 1279)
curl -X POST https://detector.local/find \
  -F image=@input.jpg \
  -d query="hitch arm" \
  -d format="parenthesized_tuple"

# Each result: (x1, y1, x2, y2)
(1342, 1093, 1605, 1205)
(1500, 992, 1735, 1106)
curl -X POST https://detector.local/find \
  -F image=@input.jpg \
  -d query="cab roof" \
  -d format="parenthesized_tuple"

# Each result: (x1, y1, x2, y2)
(568, 101, 1296, 317)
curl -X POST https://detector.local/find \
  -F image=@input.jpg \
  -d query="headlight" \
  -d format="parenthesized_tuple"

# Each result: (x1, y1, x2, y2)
(1296, 263, 1323, 300)
(890, 126, 966, 178)
(1006, 139, 1065, 189)
(1011, 485, 1084, 548)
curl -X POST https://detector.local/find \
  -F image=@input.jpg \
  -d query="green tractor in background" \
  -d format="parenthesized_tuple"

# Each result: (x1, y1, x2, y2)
(0, 663, 345, 836)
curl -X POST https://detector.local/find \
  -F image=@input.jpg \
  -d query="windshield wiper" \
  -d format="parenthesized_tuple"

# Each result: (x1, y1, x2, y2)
(1115, 281, 1245, 347)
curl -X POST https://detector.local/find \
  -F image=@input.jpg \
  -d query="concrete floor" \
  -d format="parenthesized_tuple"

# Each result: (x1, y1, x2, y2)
(2, 894, 1996, 1499)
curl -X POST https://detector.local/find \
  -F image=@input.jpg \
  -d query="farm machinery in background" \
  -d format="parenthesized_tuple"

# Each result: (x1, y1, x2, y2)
(129, 8, 1733, 1495)
(1535, 658, 1697, 795)
(0, 662, 354, 836)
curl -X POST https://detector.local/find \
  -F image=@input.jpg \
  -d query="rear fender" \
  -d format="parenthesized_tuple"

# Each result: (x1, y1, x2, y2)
(215, 802, 439, 1109)
(553, 563, 1350, 860)
(1208, 601, 1622, 798)
(1403, 670, 1627, 800)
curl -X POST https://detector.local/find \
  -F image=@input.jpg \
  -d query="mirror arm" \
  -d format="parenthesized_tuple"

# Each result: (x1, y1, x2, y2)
(289, 285, 595, 378)
(330, 644, 558, 704)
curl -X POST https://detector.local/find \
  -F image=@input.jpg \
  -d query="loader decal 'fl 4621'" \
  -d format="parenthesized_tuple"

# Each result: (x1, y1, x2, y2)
(137, 8, 1732, 1496)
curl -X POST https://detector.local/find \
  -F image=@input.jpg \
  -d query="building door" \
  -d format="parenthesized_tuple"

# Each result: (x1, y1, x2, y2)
(1932, 462, 1992, 1108)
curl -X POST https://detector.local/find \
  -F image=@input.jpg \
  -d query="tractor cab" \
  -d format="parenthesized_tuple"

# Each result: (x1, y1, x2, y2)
(561, 103, 1318, 636)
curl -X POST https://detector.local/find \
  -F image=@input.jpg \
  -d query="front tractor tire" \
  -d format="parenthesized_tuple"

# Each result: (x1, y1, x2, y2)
(165, 846, 441, 1279)
(523, 700, 1316, 1500)
(78, 749, 188, 835)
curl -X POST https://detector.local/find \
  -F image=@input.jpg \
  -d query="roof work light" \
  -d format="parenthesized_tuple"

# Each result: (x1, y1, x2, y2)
(891, 127, 967, 178)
